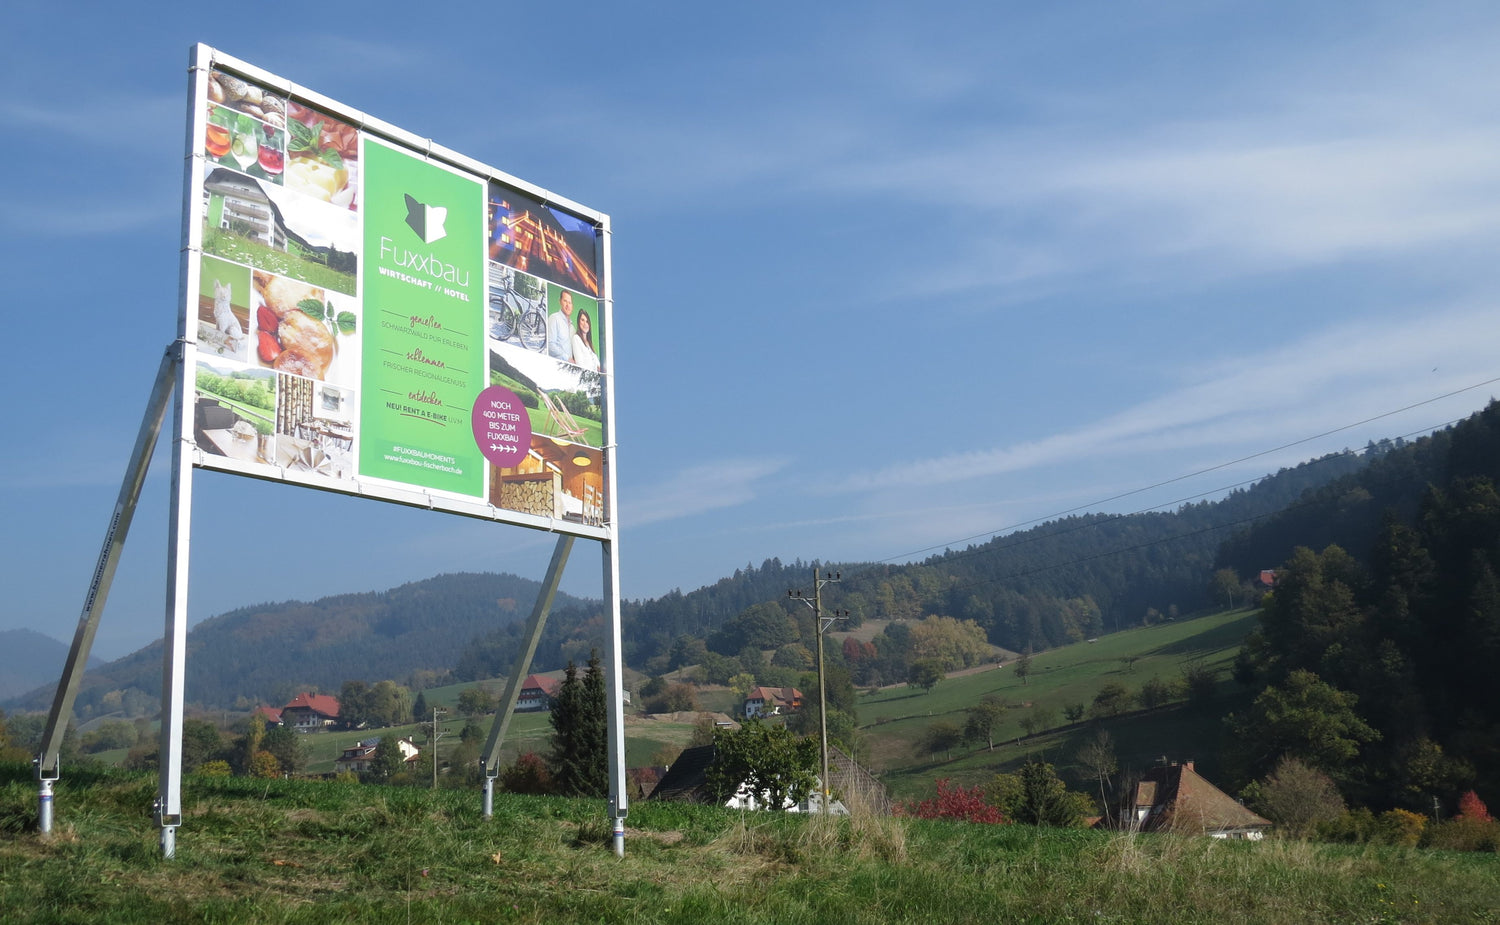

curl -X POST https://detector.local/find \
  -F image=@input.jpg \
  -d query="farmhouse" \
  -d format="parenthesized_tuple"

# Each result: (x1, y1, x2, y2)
(517, 674, 562, 712)
(333, 736, 420, 774)
(743, 686, 803, 719)
(1131, 760, 1271, 839)
(280, 692, 340, 732)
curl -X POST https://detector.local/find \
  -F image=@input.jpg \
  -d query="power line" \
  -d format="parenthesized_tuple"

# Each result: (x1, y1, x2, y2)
(936, 440, 1451, 600)
(869, 377, 1500, 567)
(865, 413, 1474, 603)
(870, 414, 1464, 581)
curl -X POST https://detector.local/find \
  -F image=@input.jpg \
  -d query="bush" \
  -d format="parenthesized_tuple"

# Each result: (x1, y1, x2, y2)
(195, 760, 232, 778)
(1422, 817, 1500, 852)
(248, 750, 281, 779)
(501, 752, 555, 796)
(1457, 790, 1494, 823)
(1379, 808, 1426, 847)
(987, 760, 1092, 827)
(899, 779, 1005, 825)
(643, 683, 699, 714)
(1137, 676, 1178, 710)
(1243, 756, 1345, 839)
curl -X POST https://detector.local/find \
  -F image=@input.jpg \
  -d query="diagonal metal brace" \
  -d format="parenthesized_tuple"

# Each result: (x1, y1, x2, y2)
(478, 535, 574, 794)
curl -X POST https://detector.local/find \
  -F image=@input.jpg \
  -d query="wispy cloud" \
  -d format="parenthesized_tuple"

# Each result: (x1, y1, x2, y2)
(565, 14, 1500, 298)
(837, 302, 1500, 494)
(0, 94, 181, 150)
(624, 458, 791, 527)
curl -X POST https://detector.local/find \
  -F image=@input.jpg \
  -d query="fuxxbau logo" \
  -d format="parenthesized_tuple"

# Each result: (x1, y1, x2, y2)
(404, 193, 449, 244)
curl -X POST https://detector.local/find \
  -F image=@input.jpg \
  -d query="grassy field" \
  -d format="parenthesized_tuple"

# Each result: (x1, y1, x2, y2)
(856, 609, 1258, 799)
(2, 763, 1494, 924)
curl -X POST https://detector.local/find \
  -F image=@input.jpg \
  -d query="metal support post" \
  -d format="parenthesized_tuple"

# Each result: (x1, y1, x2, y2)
(603, 538, 627, 856)
(479, 535, 574, 816)
(34, 347, 176, 830)
(158, 337, 195, 858)
(38, 778, 54, 835)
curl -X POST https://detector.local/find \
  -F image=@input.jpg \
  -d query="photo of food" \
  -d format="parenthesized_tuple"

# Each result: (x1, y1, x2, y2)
(196, 256, 251, 362)
(251, 270, 360, 387)
(205, 103, 285, 185)
(283, 101, 359, 211)
(207, 68, 286, 127)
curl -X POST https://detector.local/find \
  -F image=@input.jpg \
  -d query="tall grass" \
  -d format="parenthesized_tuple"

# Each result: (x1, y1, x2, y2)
(1, 763, 1494, 924)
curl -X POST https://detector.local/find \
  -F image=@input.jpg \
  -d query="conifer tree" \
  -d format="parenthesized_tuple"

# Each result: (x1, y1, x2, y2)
(548, 651, 608, 797)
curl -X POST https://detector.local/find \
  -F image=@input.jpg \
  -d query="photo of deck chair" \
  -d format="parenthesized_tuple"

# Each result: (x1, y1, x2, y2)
(539, 390, 587, 439)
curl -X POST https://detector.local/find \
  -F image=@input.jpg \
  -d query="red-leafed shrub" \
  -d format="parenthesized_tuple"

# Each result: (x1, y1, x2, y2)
(898, 779, 1006, 825)
(501, 752, 555, 795)
(1457, 790, 1493, 823)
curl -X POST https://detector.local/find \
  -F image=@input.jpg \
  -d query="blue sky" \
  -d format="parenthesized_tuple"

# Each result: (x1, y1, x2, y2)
(5, 2, 1500, 660)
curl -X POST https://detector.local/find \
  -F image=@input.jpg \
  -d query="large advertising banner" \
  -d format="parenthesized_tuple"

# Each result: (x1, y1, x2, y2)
(185, 56, 609, 536)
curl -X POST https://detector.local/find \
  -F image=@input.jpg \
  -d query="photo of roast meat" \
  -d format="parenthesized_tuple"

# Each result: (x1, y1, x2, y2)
(252, 272, 335, 380)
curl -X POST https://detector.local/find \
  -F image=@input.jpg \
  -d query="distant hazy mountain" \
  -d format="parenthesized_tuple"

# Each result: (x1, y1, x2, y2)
(0, 629, 102, 702)
(2, 572, 598, 715)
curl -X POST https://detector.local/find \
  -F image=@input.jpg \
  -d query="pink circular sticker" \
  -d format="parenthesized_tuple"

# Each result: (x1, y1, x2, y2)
(472, 386, 532, 468)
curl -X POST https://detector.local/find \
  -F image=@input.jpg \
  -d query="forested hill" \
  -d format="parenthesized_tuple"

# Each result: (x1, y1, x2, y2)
(619, 444, 1379, 665)
(0, 630, 101, 701)
(1218, 401, 1500, 576)
(3, 572, 595, 716)
(1223, 400, 1500, 805)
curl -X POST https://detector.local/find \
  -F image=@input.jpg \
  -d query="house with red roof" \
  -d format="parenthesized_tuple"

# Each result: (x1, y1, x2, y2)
(252, 705, 283, 727)
(743, 686, 803, 719)
(517, 674, 562, 711)
(281, 692, 340, 731)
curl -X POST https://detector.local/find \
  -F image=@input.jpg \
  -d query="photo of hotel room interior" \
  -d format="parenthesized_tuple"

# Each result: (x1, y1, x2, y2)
(490, 436, 604, 527)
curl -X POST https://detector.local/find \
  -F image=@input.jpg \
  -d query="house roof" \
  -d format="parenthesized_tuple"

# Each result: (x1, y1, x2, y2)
(520, 674, 562, 695)
(1134, 762, 1271, 835)
(746, 686, 803, 703)
(647, 743, 889, 814)
(647, 745, 720, 803)
(253, 705, 283, 724)
(283, 692, 340, 718)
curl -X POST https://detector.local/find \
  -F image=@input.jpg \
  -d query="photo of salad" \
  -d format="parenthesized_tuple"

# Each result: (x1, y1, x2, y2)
(284, 102, 360, 211)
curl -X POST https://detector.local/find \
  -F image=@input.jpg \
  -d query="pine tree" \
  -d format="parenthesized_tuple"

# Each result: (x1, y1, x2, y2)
(548, 651, 607, 797)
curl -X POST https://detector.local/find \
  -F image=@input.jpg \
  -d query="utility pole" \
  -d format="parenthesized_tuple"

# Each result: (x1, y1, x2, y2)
(790, 568, 848, 814)
(430, 707, 447, 789)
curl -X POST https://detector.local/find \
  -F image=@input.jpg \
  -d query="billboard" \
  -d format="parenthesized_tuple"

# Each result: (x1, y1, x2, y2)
(184, 52, 610, 536)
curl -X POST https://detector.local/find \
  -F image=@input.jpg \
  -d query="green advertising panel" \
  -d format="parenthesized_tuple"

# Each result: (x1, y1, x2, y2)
(358, 140, 487, 497)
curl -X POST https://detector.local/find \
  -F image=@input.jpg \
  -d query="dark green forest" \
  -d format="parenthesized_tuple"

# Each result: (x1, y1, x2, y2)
(1223, 402, 1500, 808)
